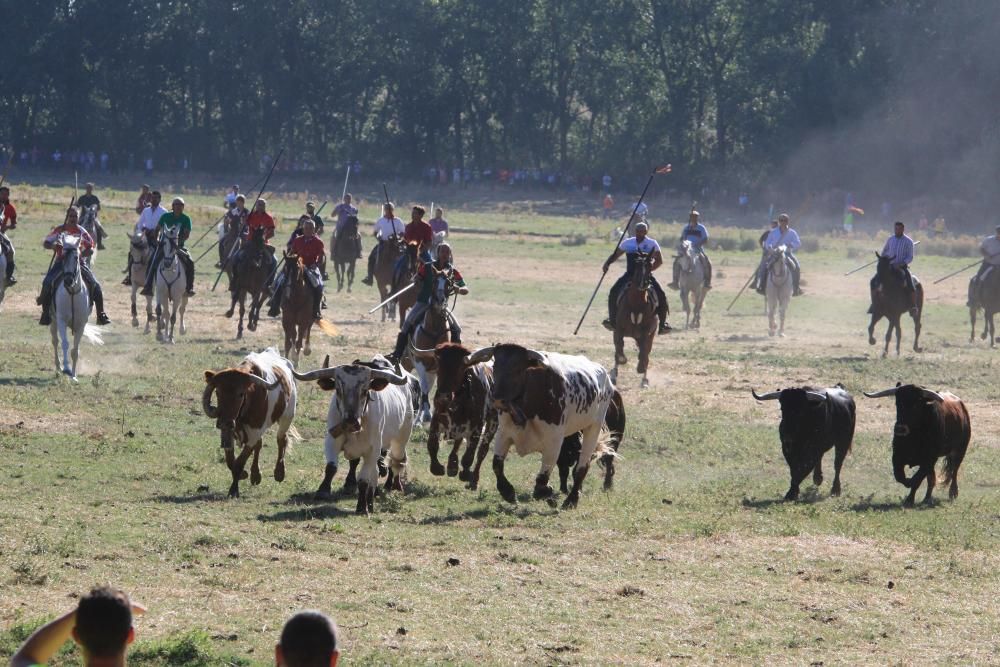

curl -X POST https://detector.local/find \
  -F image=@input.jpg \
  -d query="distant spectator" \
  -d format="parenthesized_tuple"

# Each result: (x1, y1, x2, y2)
(144, 156, 153, 176)
(429, 207, 449, 236)
(9, 586, 145, 667)
(100, 151, 109, 171)
(932, 216, 947, 238)
(602, 173, 612, 190)
(602, 193, 614, 219)
(738, 192, 749, 216)
(225, 184, 240, 208)
(52, 149, 62, 166)
(276, 610, 339, 667)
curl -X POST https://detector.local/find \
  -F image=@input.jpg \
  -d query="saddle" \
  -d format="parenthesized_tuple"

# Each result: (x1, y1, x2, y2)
(616, 279, 658, 313)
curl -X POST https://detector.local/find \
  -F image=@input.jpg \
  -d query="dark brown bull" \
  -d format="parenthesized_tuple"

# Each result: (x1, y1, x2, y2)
(426, 343, 499, 489)
(864, 383, 971, 506)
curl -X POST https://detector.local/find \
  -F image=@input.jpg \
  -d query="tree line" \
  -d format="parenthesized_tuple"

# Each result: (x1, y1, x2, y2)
(3, 0, 998, 208)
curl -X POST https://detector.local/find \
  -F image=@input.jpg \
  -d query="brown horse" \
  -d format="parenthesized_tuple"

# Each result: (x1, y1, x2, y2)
(373, 234, 405, 322)
(393, 244, 421, 323)
(280, 255, 316, 363)
(332, 217, 360, 293)
(868, 253, 923, 357)
(611, 252, 658, 388)
(969, 266, 1000, 346)
(406, 271, 458, 423)
(226, 228, 275, 339)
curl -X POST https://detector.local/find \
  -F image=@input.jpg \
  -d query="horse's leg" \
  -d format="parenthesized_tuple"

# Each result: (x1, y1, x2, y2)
(51, 320, 60, 372)
(169, 299, 178, 343)
(883, 315, 895, 357)
(144, 294, 153, 334)
(971, 306, 978, 342)
(178, 295, 187, 335)
(303, 321, 312, 356)
(990, 312, 996, 347)
(131, 285, 139, 327)
(347, 260, 355, 292)
(912, 308, 922, 353)
(236, 292, 246, 339)
(868, 311, 882, 345)
(60, 319, 72, 375)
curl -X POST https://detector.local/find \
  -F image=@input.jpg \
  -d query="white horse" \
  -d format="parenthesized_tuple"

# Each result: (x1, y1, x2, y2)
(765, 245, 794, 337)
(155, 227, 188, 343)
(126, 232, 154, 333)
(430, 230, 447, 257)
(50, 234, 102, 381)
(676, 239, 708, 329)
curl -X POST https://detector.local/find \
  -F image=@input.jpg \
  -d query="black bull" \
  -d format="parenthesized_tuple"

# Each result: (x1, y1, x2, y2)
(752, 385, 856, 500)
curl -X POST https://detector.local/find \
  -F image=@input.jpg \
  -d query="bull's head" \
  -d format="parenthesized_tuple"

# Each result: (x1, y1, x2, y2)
(468, 344, 546, 414)
(752, 387, 829, 448)
(293, 355, 408, 434)
(203, 368, 281, 448)
(863, 383, 943, 439)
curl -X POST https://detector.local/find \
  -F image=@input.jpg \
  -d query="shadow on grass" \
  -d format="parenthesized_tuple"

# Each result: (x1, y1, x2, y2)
(742, 487, 826, 509)
(0, 376, 59, 388)
(849, 493, 942, 512)
(257, 503, 349, 522)
(151, 491, 230, 504)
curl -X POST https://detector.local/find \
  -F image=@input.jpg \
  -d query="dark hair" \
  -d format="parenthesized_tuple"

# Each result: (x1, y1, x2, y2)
(412, 205, 426, 218)
(151, 190, 161, 197)
(895, 220, 905, 228)
(279, 611, 338, 667)
(75, 587, 132, 658)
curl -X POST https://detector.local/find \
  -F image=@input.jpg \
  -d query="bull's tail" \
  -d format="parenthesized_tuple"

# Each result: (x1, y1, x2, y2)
(287, 426, 303, 444)
(593, 427, 622, 464)
(82, 324, 104, 346)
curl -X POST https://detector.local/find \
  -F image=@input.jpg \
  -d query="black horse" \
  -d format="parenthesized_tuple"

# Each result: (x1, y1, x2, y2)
(868, 252, 923, 357)
(332, 216, 360, 293)
(969, 266, 1000, 346)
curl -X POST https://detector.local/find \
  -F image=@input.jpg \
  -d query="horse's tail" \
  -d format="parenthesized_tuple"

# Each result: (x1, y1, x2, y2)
(82, 324, 104, 346)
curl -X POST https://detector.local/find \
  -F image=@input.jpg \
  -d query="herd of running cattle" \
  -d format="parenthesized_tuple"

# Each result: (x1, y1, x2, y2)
(201, 342, 971, 513)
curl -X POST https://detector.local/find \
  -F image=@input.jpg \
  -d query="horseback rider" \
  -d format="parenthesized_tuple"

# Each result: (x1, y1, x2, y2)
(871, 221, 917, 314)
(361, 202, 405, 286)
(135, 184, 152, 214)
(602, 221, 672, 334)
(968, 225, 1000, 307)
(219, 194, 249, 267)
(394, 206, 433, 290)
(668, 210, 712, 291)
(224, 184, 239, 209)
(331, 193, 361, 260)
(140, 197, 196, 297)
(229, 198, 276, 294)
(268, 218, 325, 321)
(288, 214, 329, 281)
(750, 219, 779, 291)
(75, 183, 109, 250)
(756, 213, 802, 296)
(387, 242, 468, 364)
(36, 207, 111, 326)
(429, 207, 449, 237)
(0, 185, 18, 285)
(123, 190, 167, 285)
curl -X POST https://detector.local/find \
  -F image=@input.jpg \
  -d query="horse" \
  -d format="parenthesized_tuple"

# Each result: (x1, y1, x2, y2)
(0, 233, 9, 312)
(79, 205, 100, 267)
(969, 266, 1000, 346)
(611, 251, 658, 388)
(219, 216, 242, 273)
(393, 244, 421, 323)
(155, 226, 188, 343)
(406, 271, 458, 423)
(280, 255, 316, 363)
(50, 234, 102, 381)
(332, 217, 359, 293)
(226, 227, 273, 339)
(764, 245, 794, 337)
(868, 252, 923, 357)
(373, 233, 405, 322)
(126, 232, 154, 333)
(676, 239, 708, 329)
(430, 230, 446, 257)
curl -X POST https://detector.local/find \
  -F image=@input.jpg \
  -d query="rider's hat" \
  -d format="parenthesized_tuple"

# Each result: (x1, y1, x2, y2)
(172, 197, 185, 206)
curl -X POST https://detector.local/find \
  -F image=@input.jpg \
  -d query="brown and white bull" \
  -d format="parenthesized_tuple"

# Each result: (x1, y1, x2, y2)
(202, 347, 298, 498)
(294, 355, 419, 514)
(467, 343, 618, 509)
(864, 383, 971, 506)
(426, 343, 499, 489)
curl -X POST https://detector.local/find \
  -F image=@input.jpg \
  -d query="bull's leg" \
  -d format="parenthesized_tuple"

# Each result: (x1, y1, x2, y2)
(427, 415, 446, 475)
(468, 416, 497, 491)
(921, 464, 936, 504)
(459, 421, 482, 481)
(228, 444, 255, 498)
(386, 437, 407, 493)
(557, 438, 575, 494)
(492, 431, 516, 503)
(564, 426, 599, 509)
(601, 451, 617, 490)
(274, 422, 289, 482)
(533, 446, 559, 500)
(831, 442, 848, 496)
(249, 440, 263, 486)
(356, 454, 379, 515)
(812, 457, 824, 487)
(447, 435, 463, 477)
(316, 433, 340, 499)
(785, 458, 812, 501)
(343, 458, 359, 495)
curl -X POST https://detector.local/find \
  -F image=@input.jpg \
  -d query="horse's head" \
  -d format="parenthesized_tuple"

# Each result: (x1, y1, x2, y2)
(631, 251, 652, 287)
(431, 270, 452, 312)
(251, 226, 265, 250)
(128, 232, 149, 259)
(60, 235, 82, 288)
(875, 251, 893, 277)
(161, 227, 179, 268)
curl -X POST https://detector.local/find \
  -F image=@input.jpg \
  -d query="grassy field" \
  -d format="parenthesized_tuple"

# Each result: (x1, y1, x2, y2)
(0, 182, 998, 665)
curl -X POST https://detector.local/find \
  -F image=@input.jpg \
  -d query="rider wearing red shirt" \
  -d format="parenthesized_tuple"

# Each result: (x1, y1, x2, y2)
(37, 207, 110, 326)
(267, 218, 325, 320)
(0, 186, 17, 285)
(245, 199, 275, 241)
(230, 199, 277, 294)
(393, 206, 433, 290)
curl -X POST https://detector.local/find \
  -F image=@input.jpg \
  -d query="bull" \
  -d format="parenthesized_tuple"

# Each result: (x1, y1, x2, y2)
(426, 343, 499, 489)
(467, 343, 617, 509)
(751, 384, 856, 500)
(556, 388, 625, 493)
(202, 348, 298, 498)
(863, 383, 971, 506)
(294, 355, 419, 515)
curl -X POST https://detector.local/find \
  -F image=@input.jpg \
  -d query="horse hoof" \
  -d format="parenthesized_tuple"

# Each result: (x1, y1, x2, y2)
(274, 461, 285, 482)
(131, 319, 139, 328)
(250, 470, 262, 486)
(224, 310, 234, 318)
(304, 348, 311, 356)
(640, 377, 649, 389)
(868, 337, 876, 345)
(247, 323, 257, 332)
(430, 461, 445, 476)
(768, 330, 775, 337)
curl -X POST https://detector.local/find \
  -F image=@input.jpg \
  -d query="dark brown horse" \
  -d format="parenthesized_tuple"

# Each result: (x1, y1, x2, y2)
(332, 217, 359, 293)
(393, 243, 421, 323)
(969, 266, 1000, 346)
(611, 252, 658, 388)
(280, 255, 316, 363)
(226, 228, 274, 339)
(373, 234, 405, 322)
(868, 253, 923, 357)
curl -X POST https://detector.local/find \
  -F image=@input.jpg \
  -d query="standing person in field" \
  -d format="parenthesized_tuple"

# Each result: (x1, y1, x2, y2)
(275, 610, 339, 667)
(9, 586, 145, 667)
(429, 207, 449, 238)
(603, 193, 614, 220)
(0, 185, 18, 285)
(361, 202, 404, 286)
(141, 197, 196, 297)
(135, 184, 152, 214)
(75, 182, 109, 249)
(123, 190, 168, 285)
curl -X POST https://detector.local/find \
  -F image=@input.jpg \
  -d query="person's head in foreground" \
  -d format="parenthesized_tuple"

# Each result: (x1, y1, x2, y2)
(276, 610, 339, 667)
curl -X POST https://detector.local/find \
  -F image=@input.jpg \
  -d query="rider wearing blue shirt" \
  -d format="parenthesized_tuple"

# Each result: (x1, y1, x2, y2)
(602, 222, 672, 334)
(756, 213, 803, 296)
(668, 210, 713, 291)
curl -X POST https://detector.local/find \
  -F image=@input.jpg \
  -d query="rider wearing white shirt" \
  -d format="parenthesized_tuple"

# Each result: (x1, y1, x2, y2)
(361, 203, 406, 286)
(634, 201, 649, 221)
(969, 225, 1000, 307)
(601, 222, 671, 334)
(123, 190, 168, 285)
(756, 213, 803, 296)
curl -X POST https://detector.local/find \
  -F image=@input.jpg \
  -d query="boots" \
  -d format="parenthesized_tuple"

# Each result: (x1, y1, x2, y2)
(267, 293, 282, 318)
(361, 251, 376, 285)
(38, 285, 52, 325)
(387, 331, 408, 364)
(910, 289, 919, 316)
(756, 272, 767, 295)
(602, 295, 617, 331)
(92, 285, 111, 325)
(313, 286, 324, 320)
(792, 266, 802, 296)
(4, 259, 15, 286)
(184, 257, 196, 295)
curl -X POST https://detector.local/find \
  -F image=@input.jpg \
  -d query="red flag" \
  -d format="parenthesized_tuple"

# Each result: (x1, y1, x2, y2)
(655, 163, 672, 174)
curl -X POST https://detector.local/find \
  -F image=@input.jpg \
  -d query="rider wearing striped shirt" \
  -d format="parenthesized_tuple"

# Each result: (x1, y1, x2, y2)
(872, 221, 917, 313)
(756, 213, 803, 296)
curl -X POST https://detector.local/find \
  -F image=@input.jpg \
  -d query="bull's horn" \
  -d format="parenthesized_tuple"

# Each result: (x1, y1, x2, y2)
(863, 387, 899, 398)
(921, 388, 944, 402)
(292, 366, 339, 382)
(247, 373, 281, 390)
(202, 382, 219, 419)
(370, 367, 409, 385)
(466, 346, 495, 366)
(804, 391, 828, 402)
(751, 389, 781, 400)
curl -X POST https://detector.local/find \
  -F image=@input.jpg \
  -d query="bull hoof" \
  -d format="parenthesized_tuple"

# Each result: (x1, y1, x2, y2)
(831, 482, 841, 497)
(784, 488, 799, 501)
(132, 318, 139, 328)
(228, 484, 240, 498)
(533, 484, 554, 500)
(498, 483, 516, 504)
(458, 468, 471, 482)
(315, 489, 333, 501)
(467, 475, 480, 491)
(868, 336, 876, 345)
(447, 456, 459, 477)
(561, 494, 579, 509)
(250, 469, 262, 486)
(430, 460, 445, 476)
(902, 497, 915, 508)
(341, 479, 357, 496)
(238, 470, 249, 480)
(274, 461, 285, 483)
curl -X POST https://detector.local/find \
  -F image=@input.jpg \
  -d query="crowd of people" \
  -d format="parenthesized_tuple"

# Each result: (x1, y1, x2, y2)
(8, 586, 340, 666)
